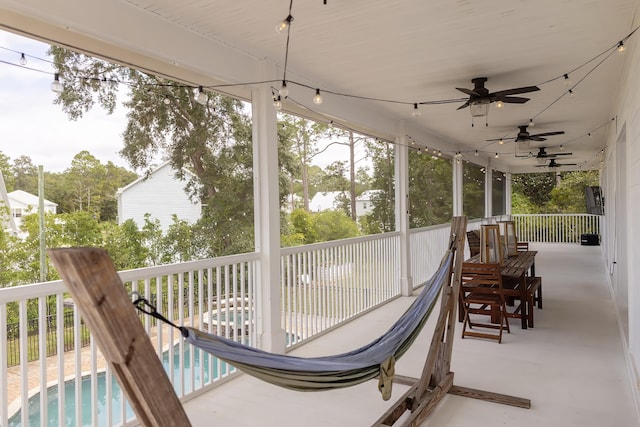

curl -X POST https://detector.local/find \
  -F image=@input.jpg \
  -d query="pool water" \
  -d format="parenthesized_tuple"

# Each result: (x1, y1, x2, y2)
(8, 344, 227, 426)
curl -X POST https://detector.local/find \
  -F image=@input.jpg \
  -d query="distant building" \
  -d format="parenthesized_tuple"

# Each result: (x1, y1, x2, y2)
(6, 189, 57, 233)
(0, 171, 17, 235)
(355, 190, 383, 218)
(309, 191, 348, 212)
(116, 162, 202, 232)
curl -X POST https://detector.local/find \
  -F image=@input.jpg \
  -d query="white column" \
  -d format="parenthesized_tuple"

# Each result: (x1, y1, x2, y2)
(452, 155, 463, 216)
(395, 121, 413, 296)
(505, 172, 512, 216)
(484, 158, 493, 219)
(252, 59, 286, 352)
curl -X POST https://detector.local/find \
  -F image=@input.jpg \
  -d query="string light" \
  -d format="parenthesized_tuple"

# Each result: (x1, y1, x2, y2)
(411, 103, 421, 118)
(313, 88, 323, 105)
(279, 81, 289, 98)
(19, 53, 27, 66)
(529, 119, 535, 128)
(495, 100, 503, 108)
(101, 77, 108, 88)
(273, 95, 283, 110)
(617, 41, 626, 53)
(276, 15, 294, 33)
(195, 86, 208, 105)
(499, 138, 504, 145)
(495, 153, 499, 159)
(50, 73, 63, 93)
(568, 89, 574, 97)
(474, 150, 479, 157)
(563, 73, 571, 87)
(163, 96, 171, 105)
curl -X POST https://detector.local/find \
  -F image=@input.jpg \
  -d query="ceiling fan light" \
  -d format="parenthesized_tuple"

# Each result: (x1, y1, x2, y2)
(470, 102, 489, 117)
(495, 100, 503, 108)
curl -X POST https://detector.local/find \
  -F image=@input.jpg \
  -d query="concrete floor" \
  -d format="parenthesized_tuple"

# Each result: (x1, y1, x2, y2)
(183, 244, 639, 426)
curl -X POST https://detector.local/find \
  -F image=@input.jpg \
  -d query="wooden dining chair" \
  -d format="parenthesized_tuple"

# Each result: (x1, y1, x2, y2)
(466, 230, 481, 257)
(502, 275, 542, 328)
(460, 262, 510, 343)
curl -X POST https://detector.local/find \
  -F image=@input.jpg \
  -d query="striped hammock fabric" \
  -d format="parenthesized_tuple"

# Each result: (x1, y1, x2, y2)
(178, 251, 453, 400)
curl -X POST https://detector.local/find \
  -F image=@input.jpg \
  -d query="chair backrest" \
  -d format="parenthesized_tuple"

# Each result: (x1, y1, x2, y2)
(461, 262, 504, 295)
(517, 241, 529, 251)
(466, 230, 481, 257)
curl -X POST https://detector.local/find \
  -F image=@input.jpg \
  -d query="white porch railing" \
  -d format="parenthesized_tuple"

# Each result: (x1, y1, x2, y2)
(1, 253, 259, 427)
(409, 223, 454, 287)
(280, 232, 401, 345)
(513, 214, 602, 243)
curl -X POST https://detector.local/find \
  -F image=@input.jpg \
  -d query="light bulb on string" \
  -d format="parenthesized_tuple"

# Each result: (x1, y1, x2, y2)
(529, 119, 535, 128)
(617, 41, 626, 53)
(499, 138, 504, 145)
(51, 73, 63, 93)
(101, 77, 108, 88)
(568, 89, 574, 97)
(195, 86, 208, 105)
(19, 53, 27, 66)
(279, 81, 289, 98)
(563, 74, 572, 87)
(312, 89, 323, 105)
(474, 150, 479, 157)
(411, 103, 421, 118)
(276, 15, 293, 33)
(273, 96, 282, 110)
(495, 153, 499, 159)
(495, 100, 503, 108)
(163, 96, 171, 105)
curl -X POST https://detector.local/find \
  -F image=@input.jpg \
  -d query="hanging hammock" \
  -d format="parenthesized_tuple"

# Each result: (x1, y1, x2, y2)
(135, 250, 454, 400)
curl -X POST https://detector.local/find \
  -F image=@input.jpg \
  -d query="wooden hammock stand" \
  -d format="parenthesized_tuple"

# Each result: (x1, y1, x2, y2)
(48, 216, 529, 427)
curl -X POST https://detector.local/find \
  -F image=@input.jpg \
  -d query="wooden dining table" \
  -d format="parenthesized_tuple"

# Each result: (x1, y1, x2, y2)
(460, 250, 538, 329)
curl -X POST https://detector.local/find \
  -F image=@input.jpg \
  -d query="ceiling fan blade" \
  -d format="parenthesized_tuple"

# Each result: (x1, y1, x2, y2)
(530, 136, 546, 141)
(553, 152, 573, 156)
(530, 131, 565, 137)
(492, 86, 540, 97)
(456, 87, 478, 96)
(499, 96, 531, 104)
(456, 101, 470, 110)
(486, 137, 515, 142)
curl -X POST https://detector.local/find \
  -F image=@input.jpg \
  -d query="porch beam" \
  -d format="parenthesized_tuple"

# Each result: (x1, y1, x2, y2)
(452, 157, 463, 216)
(505, 172, 512, 216)
(485, 158, 493, 218)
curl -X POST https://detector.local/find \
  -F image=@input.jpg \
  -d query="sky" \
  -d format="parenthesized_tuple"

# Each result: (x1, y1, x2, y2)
(0, 30, 131, 173)
(0, 30, 367, 175)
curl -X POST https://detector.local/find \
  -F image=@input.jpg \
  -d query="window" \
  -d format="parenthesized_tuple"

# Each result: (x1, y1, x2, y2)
(12, 208, 22, 218)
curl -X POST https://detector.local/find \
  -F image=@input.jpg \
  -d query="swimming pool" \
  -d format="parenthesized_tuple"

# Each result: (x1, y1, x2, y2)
(8, 344, 227, 426)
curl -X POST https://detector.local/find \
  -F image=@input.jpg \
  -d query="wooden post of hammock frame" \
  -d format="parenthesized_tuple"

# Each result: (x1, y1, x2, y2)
(372, 216, 530, 427)
(48, 247, 192, 427)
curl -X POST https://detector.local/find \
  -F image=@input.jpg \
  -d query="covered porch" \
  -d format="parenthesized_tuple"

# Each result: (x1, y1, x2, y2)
(183, 243, 636, 426)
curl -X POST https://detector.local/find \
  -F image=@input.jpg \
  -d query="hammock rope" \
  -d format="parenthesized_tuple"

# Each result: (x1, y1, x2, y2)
(134, 249, 454, 400)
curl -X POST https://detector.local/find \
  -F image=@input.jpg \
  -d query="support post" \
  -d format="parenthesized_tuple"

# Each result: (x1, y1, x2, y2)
(48, 248, 192, 427)
(395, 121, 413, 296)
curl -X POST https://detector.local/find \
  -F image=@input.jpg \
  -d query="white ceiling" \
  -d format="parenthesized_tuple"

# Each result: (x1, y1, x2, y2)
(0, 0, 637, 173)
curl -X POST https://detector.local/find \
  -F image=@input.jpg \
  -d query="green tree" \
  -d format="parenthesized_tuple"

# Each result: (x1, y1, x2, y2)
(314, 210, 359, 242)
(12, 155, 38, 194)
(463, 161, 485, 219)
(364, 140, 395, 233)
(0, 151, 15, 191)
(512, 172, 556, 208)
(545, 171, 599, 213)
(409, 152, 453, 227)
(102, 219, 148, 270)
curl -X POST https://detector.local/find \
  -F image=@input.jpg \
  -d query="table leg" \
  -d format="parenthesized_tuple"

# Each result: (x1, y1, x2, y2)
(520, 274, 528, 329)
